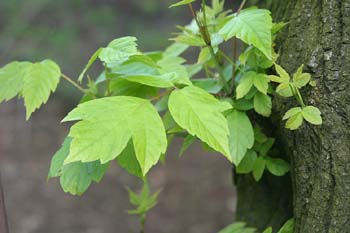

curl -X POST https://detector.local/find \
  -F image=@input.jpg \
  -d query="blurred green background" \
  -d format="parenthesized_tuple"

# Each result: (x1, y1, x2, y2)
(0, 1, 240, 233)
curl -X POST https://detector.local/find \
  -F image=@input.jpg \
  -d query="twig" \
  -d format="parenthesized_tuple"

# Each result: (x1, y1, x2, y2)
(61, 73, 87, 94)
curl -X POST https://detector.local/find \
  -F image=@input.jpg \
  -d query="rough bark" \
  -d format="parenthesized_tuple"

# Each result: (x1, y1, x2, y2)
(236, 1, 350, 232)
(0, 173, 9, 233)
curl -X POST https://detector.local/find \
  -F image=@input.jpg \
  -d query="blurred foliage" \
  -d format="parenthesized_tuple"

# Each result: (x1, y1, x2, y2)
(0, 0, 191, 99)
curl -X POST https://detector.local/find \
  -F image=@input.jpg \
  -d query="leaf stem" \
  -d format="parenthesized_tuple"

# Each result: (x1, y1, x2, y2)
(189, 1, 230, 94)
(61, 73, 87, 93)
(237, 0, 247, 14)
(150, 89, 173, 102)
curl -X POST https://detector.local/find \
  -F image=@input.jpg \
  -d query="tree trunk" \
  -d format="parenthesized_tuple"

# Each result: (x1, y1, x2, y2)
(236, 1, 350, 233)
(0, 173, 9, 233)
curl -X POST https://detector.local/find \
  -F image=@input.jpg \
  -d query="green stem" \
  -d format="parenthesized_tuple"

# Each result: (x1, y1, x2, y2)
(61, 73, 87, 93)
(290, 84, 306, 108)
(208, 46, 231, 93)
(140, 214, 146, 233)
(189, 0, 230, 94)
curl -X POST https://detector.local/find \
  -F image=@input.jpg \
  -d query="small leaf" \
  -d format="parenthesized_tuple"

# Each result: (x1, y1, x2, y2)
(99, 37, 138, 67)
(253, 73, 269, 94)
(48, 137, 72, 178)
(169, 0, 196, 8)
(168, 86, 232, 160)
(283, 107, 302, 120)
(227, 110, 254, 165)
(253, 156, 266, 181)
(179, 135, 196, 157)
(259, 138, 275, 156)
(263, 227, 273, 233)
(78, 48, 103, 82)
(236, 71, 255, 99)
(253, 92, 272, 117)
(293, 64, 311, 88)
(236, 150, 257, 174)
(302, 106, 322, 125)
(193, 78, 223, 94)
(285, 112, 303, 130)
(276, 82, 293, 97)
(278, 219, 294, 233)
(274, 64, 290, 82)
(265, 157, 290, 176)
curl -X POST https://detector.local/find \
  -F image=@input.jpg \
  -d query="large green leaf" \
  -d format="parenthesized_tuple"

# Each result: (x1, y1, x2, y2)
(168, 86, 232, 160)
(219, 8, 273, 59)
(0, 60, 61, 119)
(227, 110, 254, 165)
(62, 96, 167, 175)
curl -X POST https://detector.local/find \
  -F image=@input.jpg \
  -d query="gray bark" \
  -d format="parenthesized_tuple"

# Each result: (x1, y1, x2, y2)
(0, 173, 9, 233)
(236, 1, 350, 232)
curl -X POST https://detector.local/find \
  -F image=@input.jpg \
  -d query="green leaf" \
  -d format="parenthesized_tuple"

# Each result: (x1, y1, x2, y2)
(62, 96, 167, 175)
(78, 47, 102, 82)
(263, 227, 273, 233)
(109, 78, 157, 98)
(278, 219, 294, 233)
(219, 8, 273, 59)
(253, 73, 269, 94)
(259, 138, 275, 156)
(116, 140, 143, 177)
(253, 156, 266, 181)
(0, 61, 30, 103)
(164, 43, 189, 57)
(227, 110, 254, 165)
(265, 157, 290, 176)
(99, 37, 138, 66)
(253, 92, 272, 117)
(157, 55, 191, 86)
(236, 71, 254, 99)
(60, 161, 109, 195)
(293, 64, 311, 88)
(218, 222, 256, 233)
(127, 179, 161, 215)
(283, 107, 302, 120)
(179, 135, 196, 157)
(172, 34, 206, 46)
(233, 99, 254, 111)
(48, 137, 72, 178)
(168, 86, 232, 160)
(192, 78, 223, 94)
(0, 60, 61, 119)
(48, 137, 109, 195)
(169, 0, 196, 8)
(119, 73, 175, 88)
(285, 112, 303, 130)
(302, 106, 322, 125)
(23, 60, 61, 119)
(236, 71, 268, 98)
(236, 150, 257, 174)
(276, 83, 293, 97)
(274, 64, 290, 82)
